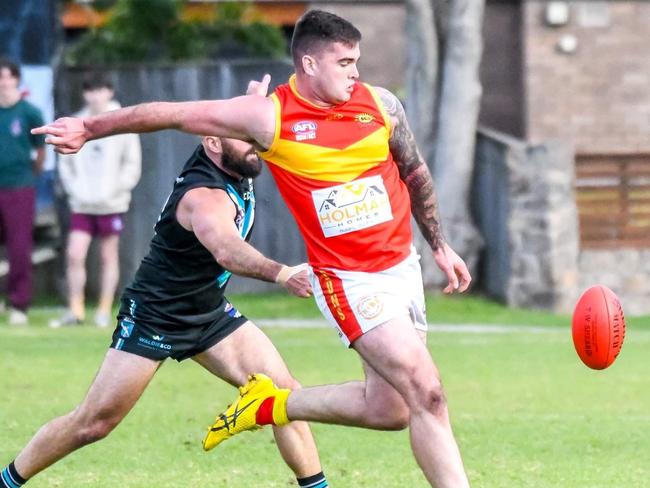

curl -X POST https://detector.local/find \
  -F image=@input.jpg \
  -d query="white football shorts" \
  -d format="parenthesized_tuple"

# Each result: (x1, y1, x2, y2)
(309, 247, 428, 347)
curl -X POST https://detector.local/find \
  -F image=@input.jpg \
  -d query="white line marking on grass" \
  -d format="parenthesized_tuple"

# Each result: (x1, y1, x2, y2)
(257, 319, 565, 334)
(258, 319, 330, 329)
(431, 324, 564, 334)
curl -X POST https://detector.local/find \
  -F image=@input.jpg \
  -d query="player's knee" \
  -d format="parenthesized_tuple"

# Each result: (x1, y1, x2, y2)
(66, 248, 85, 267)
(100, 250, 118, 267)
(74, 412, 121, 446)
(407, 376, 446, 416)
(419, 382, 446, 416)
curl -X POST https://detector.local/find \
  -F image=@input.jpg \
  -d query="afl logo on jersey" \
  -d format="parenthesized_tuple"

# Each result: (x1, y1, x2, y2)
(292, 120, 317, 142)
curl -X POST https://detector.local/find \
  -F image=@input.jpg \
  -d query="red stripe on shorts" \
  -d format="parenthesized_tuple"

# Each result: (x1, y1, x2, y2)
(315, 269, 363, 343)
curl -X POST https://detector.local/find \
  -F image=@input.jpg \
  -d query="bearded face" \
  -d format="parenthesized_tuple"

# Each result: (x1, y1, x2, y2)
(220, 138, 263, 178)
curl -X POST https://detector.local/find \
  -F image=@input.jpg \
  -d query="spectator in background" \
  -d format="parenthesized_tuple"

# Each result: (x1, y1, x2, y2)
(0, 58, 45, 326)
(51, 74, 141, 328)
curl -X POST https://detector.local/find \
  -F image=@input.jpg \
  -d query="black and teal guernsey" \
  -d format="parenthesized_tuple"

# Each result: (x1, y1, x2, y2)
(119, 145, 255, 328)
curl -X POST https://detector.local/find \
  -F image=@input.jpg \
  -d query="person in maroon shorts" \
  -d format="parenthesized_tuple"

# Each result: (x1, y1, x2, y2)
(51, 74, 141, 328)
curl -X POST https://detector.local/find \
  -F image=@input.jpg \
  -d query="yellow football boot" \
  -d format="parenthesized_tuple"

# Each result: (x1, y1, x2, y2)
(203, 373, 290, 451)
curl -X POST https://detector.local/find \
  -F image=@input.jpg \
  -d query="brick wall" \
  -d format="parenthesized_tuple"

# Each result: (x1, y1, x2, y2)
(524, 1, 650, 154)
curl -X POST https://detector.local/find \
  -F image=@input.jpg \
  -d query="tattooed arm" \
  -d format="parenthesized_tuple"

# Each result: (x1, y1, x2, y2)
(375, 87, 444, 251)
(375, 86, 471, 293)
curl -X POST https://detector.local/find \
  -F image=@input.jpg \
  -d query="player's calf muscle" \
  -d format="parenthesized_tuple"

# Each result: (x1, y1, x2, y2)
(376, 397, 410, 430)
(369, 407, 409, 431)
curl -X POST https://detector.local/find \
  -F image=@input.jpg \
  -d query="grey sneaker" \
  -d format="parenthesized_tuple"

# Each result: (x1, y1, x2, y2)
(8, 308, 28, 326)
(94, 312, 112, 329)
(49, 311, 83, 329)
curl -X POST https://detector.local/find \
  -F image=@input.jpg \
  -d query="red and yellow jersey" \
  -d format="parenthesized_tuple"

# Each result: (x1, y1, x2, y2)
(259, 75, 412, 272)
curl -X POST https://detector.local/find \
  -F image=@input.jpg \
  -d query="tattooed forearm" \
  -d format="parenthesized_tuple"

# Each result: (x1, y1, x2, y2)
(375, 86, 444, 250)
(403, 164, 444, 251)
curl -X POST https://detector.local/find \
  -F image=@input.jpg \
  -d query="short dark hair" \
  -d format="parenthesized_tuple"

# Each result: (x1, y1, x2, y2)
(0, 58, 21, 80)
(291, 10, 362, 67)
(82, 72, 114, 91)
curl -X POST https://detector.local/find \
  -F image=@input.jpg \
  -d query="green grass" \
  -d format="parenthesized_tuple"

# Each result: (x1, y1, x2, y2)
(1, 305, 649, 487)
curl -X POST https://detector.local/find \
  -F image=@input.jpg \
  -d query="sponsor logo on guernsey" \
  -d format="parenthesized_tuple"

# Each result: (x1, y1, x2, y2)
(242, 179, 254, 201)
(355, 113, 375, 124)
(357, 295, 384, 320)
(326, 113, 344, 121)
(138, 336, 172, 350)
(292, 120, 317, 141)
(129, 298, 137, 317)
(311, 175, 394, 238)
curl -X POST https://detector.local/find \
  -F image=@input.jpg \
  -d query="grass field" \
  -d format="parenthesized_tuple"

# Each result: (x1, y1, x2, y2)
(1, 295, 649, 487)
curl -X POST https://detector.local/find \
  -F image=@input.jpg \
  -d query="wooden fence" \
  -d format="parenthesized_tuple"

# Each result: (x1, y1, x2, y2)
(575, 154, 650, 248)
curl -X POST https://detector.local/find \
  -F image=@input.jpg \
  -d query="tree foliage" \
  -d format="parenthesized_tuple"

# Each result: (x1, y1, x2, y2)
(199, 2, 288, 59)
(65, 0, 287, 66)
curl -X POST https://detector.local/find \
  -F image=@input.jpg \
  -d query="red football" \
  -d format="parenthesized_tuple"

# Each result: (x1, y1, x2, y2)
(572, 285, 626, 370)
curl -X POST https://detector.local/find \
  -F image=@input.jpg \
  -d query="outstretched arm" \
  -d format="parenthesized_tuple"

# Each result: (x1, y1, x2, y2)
(375, 86, 471, 293)
(177, 187, 312, 298)
(32, 94, 275, 154)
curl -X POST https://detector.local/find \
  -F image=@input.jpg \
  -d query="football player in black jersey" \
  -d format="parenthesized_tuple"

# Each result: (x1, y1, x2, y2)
(1, 77, 330, 488)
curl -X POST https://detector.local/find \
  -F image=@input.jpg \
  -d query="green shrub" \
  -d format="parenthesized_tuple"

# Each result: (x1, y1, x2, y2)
(65, 0, 287, 66)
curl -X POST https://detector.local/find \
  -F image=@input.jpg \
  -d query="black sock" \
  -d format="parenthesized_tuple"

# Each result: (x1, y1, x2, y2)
(297, 471, 328, 488)
(1, 461, 27, 487)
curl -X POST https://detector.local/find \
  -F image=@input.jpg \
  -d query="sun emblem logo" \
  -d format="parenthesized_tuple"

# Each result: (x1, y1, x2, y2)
(357, 295, 384, 320)
(355, 113, 374, 124)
